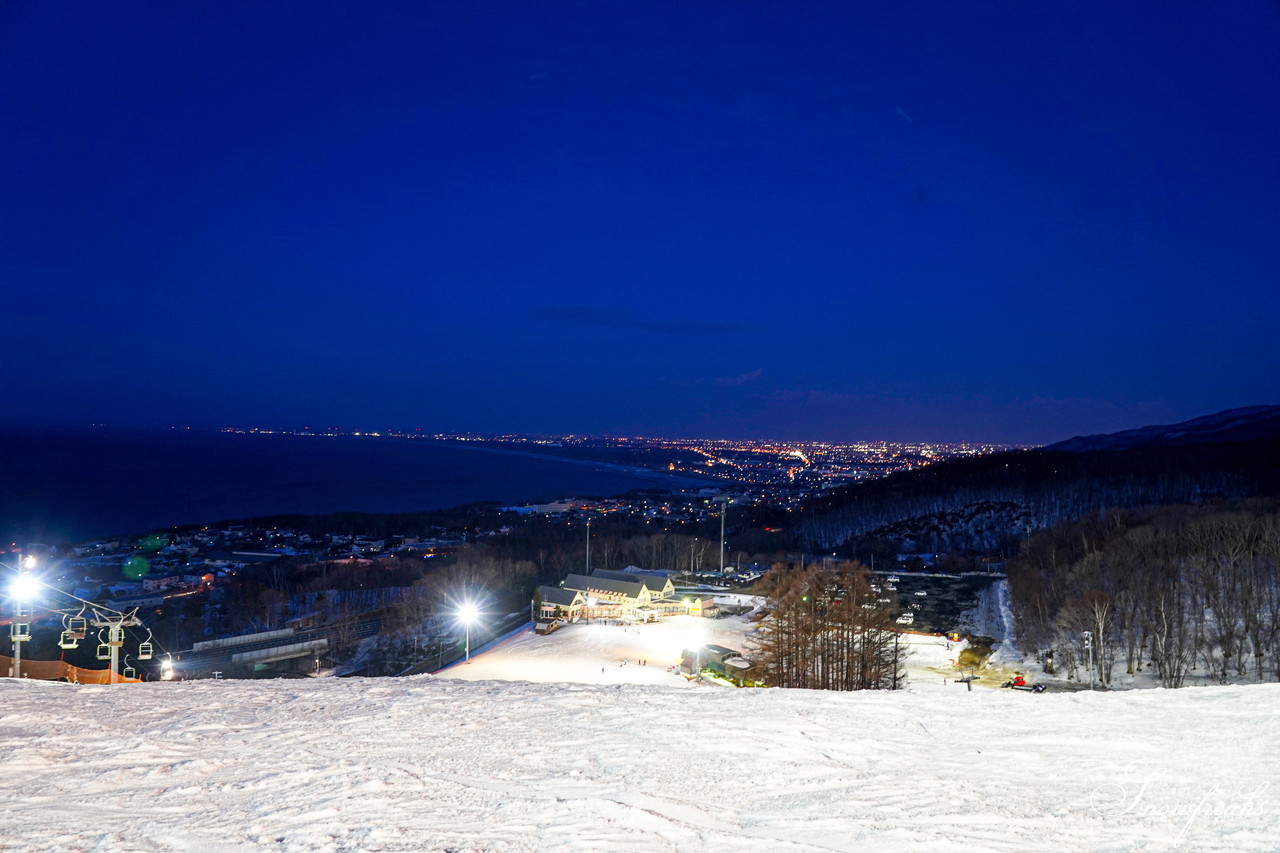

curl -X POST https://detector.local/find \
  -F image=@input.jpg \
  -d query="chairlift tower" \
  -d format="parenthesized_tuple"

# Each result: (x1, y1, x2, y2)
(90, 611, 143, 684)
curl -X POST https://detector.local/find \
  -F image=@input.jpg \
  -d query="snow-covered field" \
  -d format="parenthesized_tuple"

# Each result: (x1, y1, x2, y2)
(438, 614, 764, 687)
(2, 615, 1277, 852)
(437, 614, 963, 693)
(2, 674, 1276, 852)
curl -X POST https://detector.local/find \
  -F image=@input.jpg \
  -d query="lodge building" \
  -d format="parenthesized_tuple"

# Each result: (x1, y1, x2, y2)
(536, 567, 685, 622)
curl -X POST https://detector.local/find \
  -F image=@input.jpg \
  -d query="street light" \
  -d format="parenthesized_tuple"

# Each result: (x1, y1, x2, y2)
(10, 572, 40, 602)
(7, 555, 38, 678)
(458, 602, 478, 663)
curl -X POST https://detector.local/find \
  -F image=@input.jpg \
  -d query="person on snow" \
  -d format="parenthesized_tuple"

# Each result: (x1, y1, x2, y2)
(1012, 674, 1026, 687)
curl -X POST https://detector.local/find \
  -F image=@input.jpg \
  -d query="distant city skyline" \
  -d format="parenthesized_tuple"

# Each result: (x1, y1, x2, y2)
(3, 3, 1278, 445)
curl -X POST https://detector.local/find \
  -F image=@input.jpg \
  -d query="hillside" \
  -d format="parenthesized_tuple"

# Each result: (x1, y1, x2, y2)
(2, 675, 1278, 851)
(800, 407, 1280, 553)
(1048, 405, 1280, 453)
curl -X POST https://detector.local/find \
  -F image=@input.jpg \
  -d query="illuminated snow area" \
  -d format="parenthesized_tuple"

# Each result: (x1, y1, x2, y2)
(1, 616, 1277, 852)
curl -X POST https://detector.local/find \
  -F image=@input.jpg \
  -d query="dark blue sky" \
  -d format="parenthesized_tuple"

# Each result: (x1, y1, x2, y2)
(3, 2, 1277, 444)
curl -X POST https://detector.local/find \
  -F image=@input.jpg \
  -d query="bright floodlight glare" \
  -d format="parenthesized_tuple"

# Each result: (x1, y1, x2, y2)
(11, 573, 40, 601)
(20, 555, 36, 570)
(458, 602, 478, 625)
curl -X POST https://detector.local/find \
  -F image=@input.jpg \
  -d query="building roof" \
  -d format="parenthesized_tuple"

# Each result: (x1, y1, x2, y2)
(563, 573, 646, 599)
(539, 585, 582, 607)
(590, 569, 674, 594)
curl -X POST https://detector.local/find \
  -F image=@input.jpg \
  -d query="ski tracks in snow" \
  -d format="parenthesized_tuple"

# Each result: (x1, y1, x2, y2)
(1, 676, 1279, 851)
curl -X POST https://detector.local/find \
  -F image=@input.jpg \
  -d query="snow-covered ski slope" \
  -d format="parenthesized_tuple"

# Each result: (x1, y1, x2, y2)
(2, 673, 1277, 852)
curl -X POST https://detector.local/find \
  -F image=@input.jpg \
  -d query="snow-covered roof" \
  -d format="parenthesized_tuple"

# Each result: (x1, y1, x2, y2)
(591, 568, 674, 593)
(539, 585, 582, 607)
(563, 573, 645, 598)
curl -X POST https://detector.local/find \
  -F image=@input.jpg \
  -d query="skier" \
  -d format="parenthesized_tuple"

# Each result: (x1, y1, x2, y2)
(1012, 674, 1026, 687)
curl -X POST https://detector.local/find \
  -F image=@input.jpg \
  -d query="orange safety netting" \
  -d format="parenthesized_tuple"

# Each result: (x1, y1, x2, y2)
(0, 654, 141, 684)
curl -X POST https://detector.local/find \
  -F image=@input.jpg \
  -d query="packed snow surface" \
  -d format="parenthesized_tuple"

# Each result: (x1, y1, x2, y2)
(2, 619, 1278, 852)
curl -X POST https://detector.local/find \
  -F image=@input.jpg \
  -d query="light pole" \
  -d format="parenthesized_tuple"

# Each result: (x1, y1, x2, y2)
(8, 555, 38, 679)
(459, 602, 478, 663)
(1082, 631, 1093, 691)
(712, 496, 731, 576)
(585, 519, 591, 574)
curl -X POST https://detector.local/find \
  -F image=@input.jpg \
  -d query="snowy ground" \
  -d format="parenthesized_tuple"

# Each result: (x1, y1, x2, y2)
(439, 614, 759, 687)
(4, 609, 1279, 852)
(437, 614, 964, 694)
(3, 672, 1278, 852)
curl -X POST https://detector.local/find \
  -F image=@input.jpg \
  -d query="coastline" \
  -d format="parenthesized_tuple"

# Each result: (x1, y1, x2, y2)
(426, 438, 725, 492)
(0, 428, 726, 545)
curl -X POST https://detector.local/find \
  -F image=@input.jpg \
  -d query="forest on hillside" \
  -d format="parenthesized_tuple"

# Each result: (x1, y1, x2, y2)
(1005, 500, 1280, 688)
(799, 438, 1280, 555)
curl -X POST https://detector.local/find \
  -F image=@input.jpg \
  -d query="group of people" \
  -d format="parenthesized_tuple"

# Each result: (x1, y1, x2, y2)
(602, 658, 651, 674)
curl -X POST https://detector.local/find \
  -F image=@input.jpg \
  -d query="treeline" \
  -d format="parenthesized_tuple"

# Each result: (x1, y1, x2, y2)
(1006, 500, 1280, 688)
(800, 438, 1280, 554)
(751, 561, 906, 691)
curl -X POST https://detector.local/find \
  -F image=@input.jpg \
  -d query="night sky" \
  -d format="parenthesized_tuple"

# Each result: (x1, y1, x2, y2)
(3, 2, 1277, 444)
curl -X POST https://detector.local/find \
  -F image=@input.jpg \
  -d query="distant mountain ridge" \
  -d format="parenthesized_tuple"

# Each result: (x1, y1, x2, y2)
(799, 405, 1280, 554)
(1048, 405, 1280, 453)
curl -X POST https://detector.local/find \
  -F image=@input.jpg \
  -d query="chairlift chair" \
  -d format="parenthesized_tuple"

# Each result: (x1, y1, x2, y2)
(58, 630, 80, 649)
(107, 625, 124, 647)
(138, 629, 154, 660)
(66, 612, 88, 640)
(10, 623, 30, 641)
(95, 642, 111, 660)
(122, 665, 137, 680)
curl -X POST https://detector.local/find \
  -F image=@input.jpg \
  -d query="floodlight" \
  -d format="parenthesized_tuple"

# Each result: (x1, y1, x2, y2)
(10, 573, 39, 602)
(458, 602, 478, 625)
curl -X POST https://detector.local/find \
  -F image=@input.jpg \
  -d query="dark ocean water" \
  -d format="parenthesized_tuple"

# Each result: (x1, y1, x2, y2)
(0, 428, 694, 545)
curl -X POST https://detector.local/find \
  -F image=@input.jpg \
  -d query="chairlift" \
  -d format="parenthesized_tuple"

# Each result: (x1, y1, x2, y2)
(138, 628, 154, 660)
(58, 630, 80, 650)
(122, 655, 137, 680)
(95, 642, 111, 660)
(66, 608, 88, 640)
(10, 622, 31, 641)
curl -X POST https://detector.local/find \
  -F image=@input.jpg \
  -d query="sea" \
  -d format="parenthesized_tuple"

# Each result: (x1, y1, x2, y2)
(0, 427, 701, 546)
